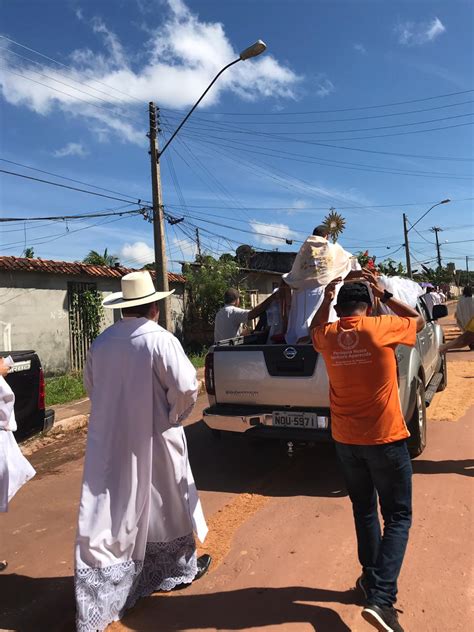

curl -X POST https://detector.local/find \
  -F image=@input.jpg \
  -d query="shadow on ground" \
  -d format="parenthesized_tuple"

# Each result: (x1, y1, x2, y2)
(185, 420, 347, 498)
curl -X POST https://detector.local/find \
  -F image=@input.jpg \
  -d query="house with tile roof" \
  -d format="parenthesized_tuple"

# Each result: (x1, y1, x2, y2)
(0, 256, 185, 375)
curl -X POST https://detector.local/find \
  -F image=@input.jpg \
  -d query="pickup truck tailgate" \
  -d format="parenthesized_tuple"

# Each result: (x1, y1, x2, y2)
(213, 344, 330, 407)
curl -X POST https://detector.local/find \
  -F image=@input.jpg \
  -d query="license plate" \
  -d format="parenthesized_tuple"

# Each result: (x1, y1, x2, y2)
(272, 411, 328, 429)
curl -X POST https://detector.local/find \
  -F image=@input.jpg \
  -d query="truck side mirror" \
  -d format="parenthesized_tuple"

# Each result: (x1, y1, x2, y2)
(432, 304, 448, 320)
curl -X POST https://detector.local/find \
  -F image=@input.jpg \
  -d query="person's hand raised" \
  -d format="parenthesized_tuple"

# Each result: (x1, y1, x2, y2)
(362, 269, 385, 299)
(324, 277, 342, 302)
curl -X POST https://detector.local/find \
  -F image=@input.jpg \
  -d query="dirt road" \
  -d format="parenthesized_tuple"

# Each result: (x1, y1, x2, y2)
(1, 351, 473, 631)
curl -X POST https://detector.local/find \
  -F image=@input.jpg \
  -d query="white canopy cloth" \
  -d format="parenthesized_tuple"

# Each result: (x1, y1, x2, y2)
(75, 318, 207, 632)
(0, 373, 36, 513)
(283, 238, 356, 343)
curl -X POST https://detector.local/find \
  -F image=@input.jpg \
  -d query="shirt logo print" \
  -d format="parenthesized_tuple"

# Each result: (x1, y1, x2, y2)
(337, 329, 359, 350)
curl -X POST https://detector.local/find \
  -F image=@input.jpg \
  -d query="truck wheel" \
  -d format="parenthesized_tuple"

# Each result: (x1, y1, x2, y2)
(437, 352, 448, 392)
(407, 378, 427, 459)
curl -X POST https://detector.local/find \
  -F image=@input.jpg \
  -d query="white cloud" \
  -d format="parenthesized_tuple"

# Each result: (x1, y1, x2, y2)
(53, 142, 88, 157)
(0, 0, 300, 145)
(395, 17, 446, 46)
(353, 43, 367, 55)
(249, 220, 297, 246)
(120, 241, 154, 264)
(315, 76, 334, 98)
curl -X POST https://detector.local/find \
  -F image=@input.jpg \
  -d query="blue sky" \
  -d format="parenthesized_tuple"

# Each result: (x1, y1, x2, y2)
(1, 0, 473, 273)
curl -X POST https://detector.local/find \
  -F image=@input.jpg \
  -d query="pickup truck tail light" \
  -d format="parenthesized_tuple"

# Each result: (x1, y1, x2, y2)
(38, 368, 46, 410)
(204, 353, 215, 395)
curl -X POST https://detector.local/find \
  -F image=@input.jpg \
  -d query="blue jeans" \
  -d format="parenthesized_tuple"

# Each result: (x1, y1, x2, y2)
(335, 440, 412, 607)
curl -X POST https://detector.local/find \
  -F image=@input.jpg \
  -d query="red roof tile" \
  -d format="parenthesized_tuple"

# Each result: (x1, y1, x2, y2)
(0, 256, 185, 284)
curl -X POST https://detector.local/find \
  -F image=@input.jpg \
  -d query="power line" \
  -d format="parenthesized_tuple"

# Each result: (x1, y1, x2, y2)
(166, 198, 474, 212)
(0, 168, 150, 205)
(0, 35, 145, 106)
(161, 88, 474, 116)
(164, 99, 474, 126)
(0, 65, 144, 125)
(176, 133, 473, 180)
(0, 208, 145, 223)
(0, 158, 150, 204)
(0, 52, 142, 125)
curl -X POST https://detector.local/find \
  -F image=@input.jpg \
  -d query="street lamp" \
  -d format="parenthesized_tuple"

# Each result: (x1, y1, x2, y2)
(403, 199, 450, 279)
(408, 198, 451, 232)
(149, 40, 267, 330)
(159, 40, 267, 159)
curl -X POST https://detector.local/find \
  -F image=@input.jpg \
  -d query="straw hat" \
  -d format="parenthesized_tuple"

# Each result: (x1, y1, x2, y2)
(102, 271, 174, 309)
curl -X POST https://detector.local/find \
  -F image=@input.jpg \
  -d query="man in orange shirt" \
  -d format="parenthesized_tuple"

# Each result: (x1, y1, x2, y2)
(311, 272, 424, 632)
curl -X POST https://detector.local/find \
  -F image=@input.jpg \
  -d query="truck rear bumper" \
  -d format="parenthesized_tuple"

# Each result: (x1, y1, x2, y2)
(203, 407, 333, 442)
(43, 408, 55, 433)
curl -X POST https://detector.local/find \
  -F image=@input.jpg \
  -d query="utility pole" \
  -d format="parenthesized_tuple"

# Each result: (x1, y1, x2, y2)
(430, 226, 443, 268)
(403, 213, 412, 279)
(195, 227, 202, 259)
(467, 256, 470, 284)
(148, 102, 171, 330)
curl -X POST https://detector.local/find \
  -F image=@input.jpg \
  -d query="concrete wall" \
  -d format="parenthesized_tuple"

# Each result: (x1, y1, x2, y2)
(240, 271, 282, 301)
(0, 271, 185, 375)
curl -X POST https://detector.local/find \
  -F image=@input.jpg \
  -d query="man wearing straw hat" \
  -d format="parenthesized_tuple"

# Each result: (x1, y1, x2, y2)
(75, 271, 210, 632)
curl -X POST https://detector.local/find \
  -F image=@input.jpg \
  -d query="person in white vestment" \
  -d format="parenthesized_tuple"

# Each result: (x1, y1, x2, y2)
(75, 271, 210, 632)
(284, 225, 362, 344)
(0, 356, 36, 571)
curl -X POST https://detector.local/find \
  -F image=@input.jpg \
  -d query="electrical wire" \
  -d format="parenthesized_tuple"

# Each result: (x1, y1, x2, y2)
(161, 88, 474, 116)
(0, 168, 150, 205)
(0, 158, 150, 204)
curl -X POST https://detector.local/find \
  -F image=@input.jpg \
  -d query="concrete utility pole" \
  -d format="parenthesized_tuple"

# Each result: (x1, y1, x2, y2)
(403, 213, 412, 279)
(467, 256, 470, 284)
(430, 226, 443, 268)
(148, 102, 171, 330)
(195, 228, 202, 259)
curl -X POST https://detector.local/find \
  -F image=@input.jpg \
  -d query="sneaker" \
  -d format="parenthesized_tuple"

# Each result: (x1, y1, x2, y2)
(356, 573, 369, 601)
(362, 604, 404, 632)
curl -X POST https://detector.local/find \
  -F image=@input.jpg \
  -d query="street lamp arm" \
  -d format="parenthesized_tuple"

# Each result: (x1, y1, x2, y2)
(408, 198, 450, 232)
(158, 58, 241, 159)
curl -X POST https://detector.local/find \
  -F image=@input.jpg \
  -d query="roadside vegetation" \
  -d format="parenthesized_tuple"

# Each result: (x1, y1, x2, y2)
(46, 352, 205, 407)
(45, 373, 86, 406)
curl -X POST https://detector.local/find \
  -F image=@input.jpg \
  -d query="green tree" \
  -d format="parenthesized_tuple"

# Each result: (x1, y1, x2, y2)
(23, 247, 35, 258)
(377, 258, 407, 277)
(83, 248, 120, 267)
(414, 265, 455, 285)
(183, 255, 241, 324)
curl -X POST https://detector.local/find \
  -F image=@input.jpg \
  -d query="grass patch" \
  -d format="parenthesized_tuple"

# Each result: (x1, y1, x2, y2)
(45, 373, 86, 406)
(189, 354, 206, 369)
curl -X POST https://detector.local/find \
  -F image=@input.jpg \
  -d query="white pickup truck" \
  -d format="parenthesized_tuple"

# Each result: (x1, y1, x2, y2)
(203, 299, 448, 458)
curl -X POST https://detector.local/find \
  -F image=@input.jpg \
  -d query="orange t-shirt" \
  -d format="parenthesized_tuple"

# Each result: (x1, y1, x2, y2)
(312, 315, 417, 445)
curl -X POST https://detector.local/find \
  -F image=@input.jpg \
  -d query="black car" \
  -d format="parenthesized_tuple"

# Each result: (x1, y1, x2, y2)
(1, 350, 55, 441)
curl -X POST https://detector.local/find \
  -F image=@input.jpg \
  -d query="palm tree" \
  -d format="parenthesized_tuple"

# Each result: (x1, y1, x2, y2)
(322, 208, 346, 243)
(83, 248, 120, 267)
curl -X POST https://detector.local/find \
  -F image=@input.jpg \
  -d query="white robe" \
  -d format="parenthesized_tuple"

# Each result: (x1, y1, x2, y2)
(284, 242, 357, 344)
(455, 296, 474, 331)
(0, 374, 36, 513)
(75, 318, 207, 632)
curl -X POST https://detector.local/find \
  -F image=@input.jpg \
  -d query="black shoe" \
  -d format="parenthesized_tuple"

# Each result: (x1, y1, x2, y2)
(0, 560, 8, 572)
(362, 604, 404, 632)
(356, 573, 369, 601)
(194, 554, 212, 581)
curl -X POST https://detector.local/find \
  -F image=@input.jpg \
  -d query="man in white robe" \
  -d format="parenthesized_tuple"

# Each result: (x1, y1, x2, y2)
(1, 356, 36, 571)
(75, 271, 209, 632)
(284, 225, 361, 344)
